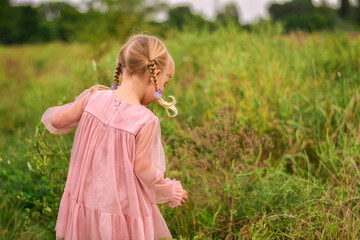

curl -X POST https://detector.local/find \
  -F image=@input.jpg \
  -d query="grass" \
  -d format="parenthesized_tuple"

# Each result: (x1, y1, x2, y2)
(0, 26, 359, 239)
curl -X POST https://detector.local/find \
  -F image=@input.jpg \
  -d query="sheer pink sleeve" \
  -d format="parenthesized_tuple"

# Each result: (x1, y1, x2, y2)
(41, 88, 92, 135)
(134, 117, 183, 208)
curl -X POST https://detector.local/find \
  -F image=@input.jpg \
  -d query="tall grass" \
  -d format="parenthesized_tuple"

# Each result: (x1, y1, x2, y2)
(0, 189, 47, 239)
(0, 26, 359, 239)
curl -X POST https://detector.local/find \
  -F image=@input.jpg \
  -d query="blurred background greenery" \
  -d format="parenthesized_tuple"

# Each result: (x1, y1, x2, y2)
(1, 0, 360, 45)
(1, 0, 360, 239)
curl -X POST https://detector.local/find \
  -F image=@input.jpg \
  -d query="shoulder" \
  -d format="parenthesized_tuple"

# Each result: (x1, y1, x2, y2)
(73, 87, 100, 105)
(137, 108, 159, 128)
(135, 111, 160, 137)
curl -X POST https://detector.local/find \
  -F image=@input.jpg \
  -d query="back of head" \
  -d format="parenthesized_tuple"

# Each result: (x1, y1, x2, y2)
(117, 35, 168, 77)
(90, 34, 177, 117)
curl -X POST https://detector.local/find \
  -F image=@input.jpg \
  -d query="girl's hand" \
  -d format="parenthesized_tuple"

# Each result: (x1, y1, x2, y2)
(178, 189, 188, 207)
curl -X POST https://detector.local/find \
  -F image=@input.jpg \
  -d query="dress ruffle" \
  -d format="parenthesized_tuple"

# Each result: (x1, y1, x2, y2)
(166, 179, 183, 208)
(55, 191, 172, 240)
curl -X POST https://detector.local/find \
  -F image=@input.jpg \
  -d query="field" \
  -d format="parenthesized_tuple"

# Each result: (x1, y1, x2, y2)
(1, 26, 360, 239)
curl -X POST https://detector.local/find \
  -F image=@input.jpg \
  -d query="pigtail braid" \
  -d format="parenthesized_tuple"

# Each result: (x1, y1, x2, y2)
(147, 59, 178, 117)
(113, 57, 123, 88)
(148, 60, 158, 91)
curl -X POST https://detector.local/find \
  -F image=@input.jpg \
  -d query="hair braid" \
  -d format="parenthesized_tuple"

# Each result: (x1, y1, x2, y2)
(113, 59, 122, 87)
(148, 60, 158, 91)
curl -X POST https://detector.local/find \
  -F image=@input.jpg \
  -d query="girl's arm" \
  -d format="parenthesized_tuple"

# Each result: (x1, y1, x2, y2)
(41, 88, 92, 135)
(134, 117, 183, 208)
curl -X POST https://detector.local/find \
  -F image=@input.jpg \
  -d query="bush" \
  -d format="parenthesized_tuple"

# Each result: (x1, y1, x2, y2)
(283, 12, 335, 31)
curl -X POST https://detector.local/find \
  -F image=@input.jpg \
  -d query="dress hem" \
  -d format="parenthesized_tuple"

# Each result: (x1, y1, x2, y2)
(55, 191, 172, 240)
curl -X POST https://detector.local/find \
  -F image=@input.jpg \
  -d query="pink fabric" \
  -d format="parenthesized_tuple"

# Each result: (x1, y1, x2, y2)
(41, 89, 183, 240)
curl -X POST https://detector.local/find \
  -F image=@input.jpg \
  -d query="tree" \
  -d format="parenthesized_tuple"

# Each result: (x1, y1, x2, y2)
(36, 2, 84, 41)
(0, 0, 12, 43)
(166, 5, 211, 31)
(216, 2, 241, 25)
(356, 0, 360, 22)
(339, 0, 350, 18)
(268, 0, 336, 31)
(269, 0, 315, 21)
(83, 0, 144, 12)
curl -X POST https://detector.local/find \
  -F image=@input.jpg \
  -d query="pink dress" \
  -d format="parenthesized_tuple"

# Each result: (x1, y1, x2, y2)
(41, 88, 183, 240)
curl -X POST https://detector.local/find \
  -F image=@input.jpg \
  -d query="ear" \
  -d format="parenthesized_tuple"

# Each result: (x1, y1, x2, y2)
(155, 69, 161, 77)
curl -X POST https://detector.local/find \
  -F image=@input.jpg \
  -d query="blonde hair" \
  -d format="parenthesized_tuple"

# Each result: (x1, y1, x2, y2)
(89, 34, 178, 117)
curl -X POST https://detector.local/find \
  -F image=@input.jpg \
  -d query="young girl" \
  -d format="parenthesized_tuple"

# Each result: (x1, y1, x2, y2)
(41, 34, 188, 240)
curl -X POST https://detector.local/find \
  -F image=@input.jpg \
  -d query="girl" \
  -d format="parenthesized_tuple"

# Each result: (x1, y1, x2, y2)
(41, 34, 188, 240)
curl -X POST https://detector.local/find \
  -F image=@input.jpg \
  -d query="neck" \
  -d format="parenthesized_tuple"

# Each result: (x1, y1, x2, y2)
(115, 74, 146, 105)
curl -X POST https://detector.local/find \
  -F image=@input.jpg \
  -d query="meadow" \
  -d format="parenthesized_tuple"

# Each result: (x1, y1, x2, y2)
(1, 25, 360, 239)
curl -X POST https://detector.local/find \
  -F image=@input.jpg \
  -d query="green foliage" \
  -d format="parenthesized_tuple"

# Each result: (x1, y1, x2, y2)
(339, 0, 351, 18)
(0, 0, 150, 45)
(0, 0, 13, 44)
(36, 2, 85, 42)
(1, 27, 360, 239)
(6, 6, 43, 44)
(2, 0, 360, 45)
(17, 122, 74, 237)
(164, 5, 216, 33)
(0, 191, 48, 239)
(216, 2, 241, 26)
(282, 12, 336, 31)
(269, 0, 337, 31)
(269, 0, 316, 21)
(249, 18, 285, 35)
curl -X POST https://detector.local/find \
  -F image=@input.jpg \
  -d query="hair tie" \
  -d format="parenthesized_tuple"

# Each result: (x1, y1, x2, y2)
(111, 84, 119, 90)
(154, 89, 162, 98)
